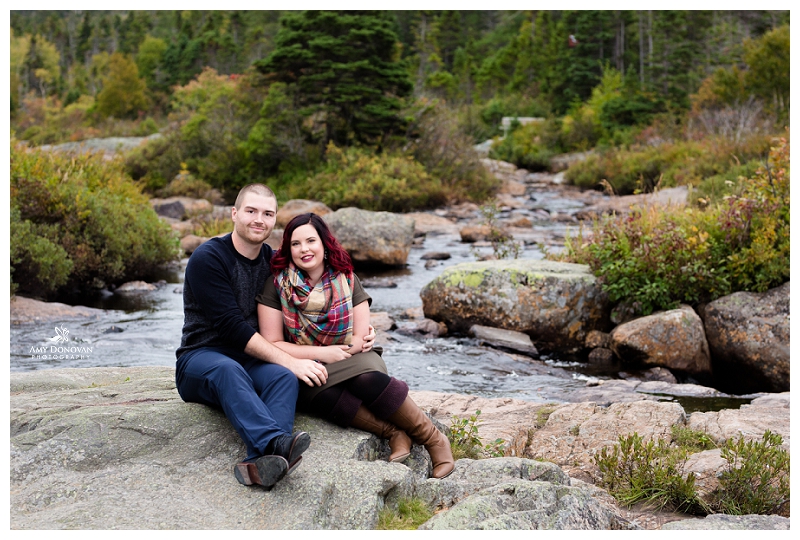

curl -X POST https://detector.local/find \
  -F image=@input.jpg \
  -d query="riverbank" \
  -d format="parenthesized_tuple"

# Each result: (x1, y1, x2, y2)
(10, 366, 789, 530)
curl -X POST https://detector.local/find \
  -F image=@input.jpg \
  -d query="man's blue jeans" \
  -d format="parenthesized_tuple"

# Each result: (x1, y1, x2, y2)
(176, 347, 299, 461)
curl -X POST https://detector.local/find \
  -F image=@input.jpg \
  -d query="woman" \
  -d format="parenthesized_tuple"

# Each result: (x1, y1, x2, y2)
(256, 213, 454, 479)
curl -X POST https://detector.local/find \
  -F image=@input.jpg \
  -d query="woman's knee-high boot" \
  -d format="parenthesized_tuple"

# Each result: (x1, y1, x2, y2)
(388, 396, 455, 479)
(349, 406, 412, 463)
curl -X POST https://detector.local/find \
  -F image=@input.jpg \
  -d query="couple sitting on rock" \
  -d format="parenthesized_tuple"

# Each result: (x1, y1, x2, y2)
(175, 184, 454, 489)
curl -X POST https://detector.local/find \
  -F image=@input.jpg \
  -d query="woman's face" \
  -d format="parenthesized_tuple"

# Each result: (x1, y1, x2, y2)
(290, 223, 325, 275)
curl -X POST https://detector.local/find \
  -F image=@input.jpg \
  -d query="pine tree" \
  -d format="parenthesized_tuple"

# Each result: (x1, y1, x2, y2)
(256, 10, 413, 147)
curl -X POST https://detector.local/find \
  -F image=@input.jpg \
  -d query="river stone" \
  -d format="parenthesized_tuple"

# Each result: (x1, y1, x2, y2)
(610, 305, 711, 377)
(409, 391, 556, 453)
(469, 324, 539, 356)
(370, 311, 395, 332)
(180, 234, 208, 255)
(323, 208, 414, 266)
(682, 449, 727, 499)
(561, 378, 727, 408)
(585, 330, 610, 349)
(574, 186, 688, 220)
(421, 251, 452, 260)
(10, 295, 105, 324)
(150, 196, 212, 220)
(527, 400, 686, 481)
(686, 393, 790, 450)
(396, 318, 448, 338)
(701, 282, 790, 393)
(420, 259, 610, 353)
(168, 218, 196, 237)
(115, 280, 159, 293)
(500, 179, 527, 196)
(587, 347, 615, 365)
(402, 212, 460, 235)
(459, 224, 492, 242)
(660, 514, 790, 530)
(419, 479, 635, 530)
(276, 199, 333, 228)
(619, 367, 678, 384)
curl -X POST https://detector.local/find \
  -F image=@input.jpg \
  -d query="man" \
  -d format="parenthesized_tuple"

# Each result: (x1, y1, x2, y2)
(175, 184, 373, 488)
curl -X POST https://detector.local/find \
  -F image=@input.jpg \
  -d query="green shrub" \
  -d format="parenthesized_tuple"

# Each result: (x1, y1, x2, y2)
(711, 431, 790, 516)
(10, 207, 73, 296)
(125, 68, 262, 197)
(565, 134, 773, 195)
(489, 121, 556, 171)
(11, 138, 180, 297)
(158, 170, 216, 200)
(594, 432, 708, 513)
(449, 410, 506, 460)
(124, 130, 184, 193)
(557, 136, 788, 315)
(561, 206, 731, 315)
(296, 143, 447, 212)
(376, 497, 434, 530)
(690, 160, 761, 206)
(720, 137, 790, 292)
(670, 425, 717, 453)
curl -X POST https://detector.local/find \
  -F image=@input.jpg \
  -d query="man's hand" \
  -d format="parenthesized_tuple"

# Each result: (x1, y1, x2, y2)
(361, 325, 376, 353)
(289, 358, 328, 387)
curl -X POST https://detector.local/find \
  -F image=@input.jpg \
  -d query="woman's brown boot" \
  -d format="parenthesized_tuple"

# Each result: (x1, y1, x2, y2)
(350, 406, 412, 463)
(388, 396, 455, 479)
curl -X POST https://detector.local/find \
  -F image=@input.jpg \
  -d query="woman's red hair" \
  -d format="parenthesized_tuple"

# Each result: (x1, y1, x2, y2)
(271, 213, 354, 276)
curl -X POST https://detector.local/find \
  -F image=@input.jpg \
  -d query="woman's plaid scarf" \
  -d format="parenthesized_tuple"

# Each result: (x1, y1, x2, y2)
(276, 264, 354, 346)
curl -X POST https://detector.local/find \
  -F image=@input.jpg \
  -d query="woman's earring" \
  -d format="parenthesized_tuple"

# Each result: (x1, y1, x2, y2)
(324, 251, 327, 259)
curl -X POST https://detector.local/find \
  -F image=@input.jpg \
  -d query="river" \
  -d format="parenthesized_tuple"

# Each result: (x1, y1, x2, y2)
(9, 172, 751, 412)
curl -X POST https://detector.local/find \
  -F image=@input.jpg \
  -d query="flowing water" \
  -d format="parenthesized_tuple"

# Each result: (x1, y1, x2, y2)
(10, 175, 752, 412)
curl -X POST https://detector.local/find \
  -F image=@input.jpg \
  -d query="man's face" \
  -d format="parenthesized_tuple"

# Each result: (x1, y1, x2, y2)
(231, 192, 277, 246)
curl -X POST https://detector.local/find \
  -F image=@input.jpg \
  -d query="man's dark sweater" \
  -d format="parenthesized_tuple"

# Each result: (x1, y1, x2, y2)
(176, 234, 274, 360)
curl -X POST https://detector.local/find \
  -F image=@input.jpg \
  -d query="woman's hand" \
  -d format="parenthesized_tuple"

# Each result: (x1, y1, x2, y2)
(314, 345, 353, 364)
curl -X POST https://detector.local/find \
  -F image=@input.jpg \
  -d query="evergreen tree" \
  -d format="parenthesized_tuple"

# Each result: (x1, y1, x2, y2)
(76, 12, 93, 63)
(256, 10, 413, 147)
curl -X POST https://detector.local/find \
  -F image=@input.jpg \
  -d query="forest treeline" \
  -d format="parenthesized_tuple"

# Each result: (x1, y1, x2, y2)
(11, 11, 789, 195)
(10, 10, 790, 301)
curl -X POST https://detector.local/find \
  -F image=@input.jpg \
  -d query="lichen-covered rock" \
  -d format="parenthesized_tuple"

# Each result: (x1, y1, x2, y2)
(17, 368, 617, 530)
(323, 208, 414, 266)
(609, 305, 711, 376)
(420, 260, 610, 353)
(419, 479, 635, 530)
(660, 514, 790, 530)
(701, 282, 790, 393)
(276, 199, 333, 228)
(416, 458, 570, 512)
